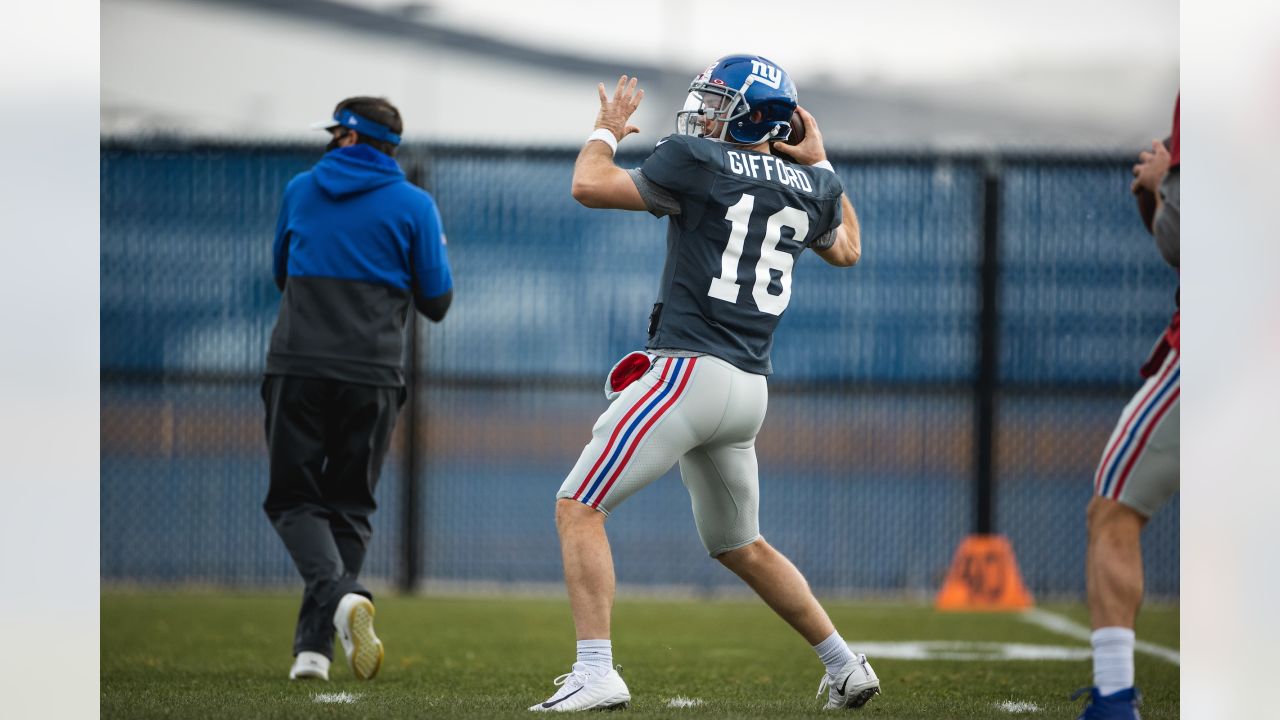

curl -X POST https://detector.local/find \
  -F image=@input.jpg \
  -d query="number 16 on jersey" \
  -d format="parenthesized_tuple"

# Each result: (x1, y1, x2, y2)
(707, 192, 809, 316)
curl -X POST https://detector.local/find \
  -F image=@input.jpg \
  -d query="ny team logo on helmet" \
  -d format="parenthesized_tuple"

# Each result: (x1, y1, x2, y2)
(675, 54, 798, 145)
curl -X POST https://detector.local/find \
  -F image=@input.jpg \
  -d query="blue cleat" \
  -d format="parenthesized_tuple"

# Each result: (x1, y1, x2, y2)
(1073, 687, 1142, 720)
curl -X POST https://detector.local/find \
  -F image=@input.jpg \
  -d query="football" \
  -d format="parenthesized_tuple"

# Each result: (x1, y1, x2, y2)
(783, 111, 805, 145)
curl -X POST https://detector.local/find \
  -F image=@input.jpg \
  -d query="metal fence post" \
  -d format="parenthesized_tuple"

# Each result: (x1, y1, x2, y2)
(399, 156, 431, 593)
(401, 309, 421, 593)
(975, 159, 1002, 535)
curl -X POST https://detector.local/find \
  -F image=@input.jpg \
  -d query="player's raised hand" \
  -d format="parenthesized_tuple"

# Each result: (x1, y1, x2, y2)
(1130, 138, 1171, 195)
(772, 106, 827, 166)
(595, 75, 644, 142)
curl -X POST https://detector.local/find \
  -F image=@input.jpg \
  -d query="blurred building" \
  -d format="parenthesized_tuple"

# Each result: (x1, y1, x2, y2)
(102, 0, 1178, 149)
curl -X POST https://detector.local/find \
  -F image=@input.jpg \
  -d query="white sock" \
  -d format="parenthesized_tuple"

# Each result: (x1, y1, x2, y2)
(1092, 627, 1136, 696)
(575, 639, 613, 677)
(812, 631, 856, 677)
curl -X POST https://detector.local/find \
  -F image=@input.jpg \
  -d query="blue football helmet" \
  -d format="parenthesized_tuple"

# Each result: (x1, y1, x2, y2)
(675, 54, 798, 145)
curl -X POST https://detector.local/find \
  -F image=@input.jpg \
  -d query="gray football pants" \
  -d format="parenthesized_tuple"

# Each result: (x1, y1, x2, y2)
(558, 353, 768, 556)
(1093, 348, 1180, 517)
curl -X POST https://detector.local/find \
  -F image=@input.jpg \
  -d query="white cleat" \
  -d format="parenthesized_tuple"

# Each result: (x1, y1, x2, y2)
(334, 593, 383, 681)
(817, 654, 881, 710)
(529, 664, 631, 712)
(289, 650, 330, 681)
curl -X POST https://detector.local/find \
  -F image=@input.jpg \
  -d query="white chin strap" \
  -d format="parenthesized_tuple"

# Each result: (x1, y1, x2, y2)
(727, 123, 780, 146)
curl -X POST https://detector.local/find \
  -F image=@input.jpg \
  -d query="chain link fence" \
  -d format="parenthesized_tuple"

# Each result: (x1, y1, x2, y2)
(100, 140, 1179, 599)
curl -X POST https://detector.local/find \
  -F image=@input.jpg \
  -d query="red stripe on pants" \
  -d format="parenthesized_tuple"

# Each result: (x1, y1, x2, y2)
(1108, 388, 1179, 501)
(1094, 351, 1179, 494)
(590, 358, 698, 509)
(571, 358, 673, 501)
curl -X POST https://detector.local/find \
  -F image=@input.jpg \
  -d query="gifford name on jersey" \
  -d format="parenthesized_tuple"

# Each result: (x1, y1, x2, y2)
(724, 150, 815, 192)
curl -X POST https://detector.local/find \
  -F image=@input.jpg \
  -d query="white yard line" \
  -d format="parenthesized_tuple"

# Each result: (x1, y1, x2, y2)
(1020, 608, 1180, 665)
(665, 696, 704, 708)
(994, 700, 1042, 713)
(856, 641, 1090, 661)
(313, 692, 359, 704)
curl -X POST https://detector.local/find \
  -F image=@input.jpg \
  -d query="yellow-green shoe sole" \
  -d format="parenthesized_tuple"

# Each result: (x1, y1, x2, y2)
(345, 599, 383, 681)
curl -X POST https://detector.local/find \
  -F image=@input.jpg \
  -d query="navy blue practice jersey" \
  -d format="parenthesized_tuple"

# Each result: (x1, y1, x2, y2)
(633, 134, 844, 375)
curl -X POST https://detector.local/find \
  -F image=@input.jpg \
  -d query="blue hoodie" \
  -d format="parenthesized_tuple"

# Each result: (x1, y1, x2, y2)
(267, 145, 453, 386)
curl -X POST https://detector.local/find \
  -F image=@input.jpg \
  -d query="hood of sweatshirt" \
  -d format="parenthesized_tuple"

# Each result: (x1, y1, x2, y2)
(311, 144, 404, 200)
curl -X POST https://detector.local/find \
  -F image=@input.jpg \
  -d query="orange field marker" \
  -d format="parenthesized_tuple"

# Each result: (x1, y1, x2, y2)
(935, 534, 1034, 611)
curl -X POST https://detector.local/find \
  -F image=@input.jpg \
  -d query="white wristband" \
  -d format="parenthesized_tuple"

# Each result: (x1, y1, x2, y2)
(587, 128, 618, 155)
(813, 159, 834, 172)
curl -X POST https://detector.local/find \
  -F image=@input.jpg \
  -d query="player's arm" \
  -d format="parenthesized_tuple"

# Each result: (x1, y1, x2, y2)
(1131, 138, 1171, 221)
(272, 228, 289, 291)
(1152, 168, 1179, 268)
(272, 179, 299, 291)
(776, 107, 861, 267)
(818, 192, 861, 268)
(570, 75, 647, 211)
(1130, 138, 1178, 268)
(415, 289, 452, 322)
(410, 195, 454, 322)
(1131, 138, 1170, 213)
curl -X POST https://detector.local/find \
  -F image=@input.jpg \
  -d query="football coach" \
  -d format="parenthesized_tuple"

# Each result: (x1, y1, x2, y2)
(261, 96, 452, 682)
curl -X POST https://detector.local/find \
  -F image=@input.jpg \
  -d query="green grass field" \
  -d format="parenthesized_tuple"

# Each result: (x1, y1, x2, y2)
(101, 592, 1178, 719)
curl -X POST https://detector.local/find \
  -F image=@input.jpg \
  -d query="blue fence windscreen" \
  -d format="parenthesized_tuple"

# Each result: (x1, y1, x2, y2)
(101, 144, 1179, 599)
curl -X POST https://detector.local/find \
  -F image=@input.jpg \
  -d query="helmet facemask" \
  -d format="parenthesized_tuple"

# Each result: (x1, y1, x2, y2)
(674, 78, 793, 145)
(675, 86, 738, 141)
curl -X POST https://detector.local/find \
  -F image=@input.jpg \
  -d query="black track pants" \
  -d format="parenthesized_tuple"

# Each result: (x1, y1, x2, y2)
(261, 374, 404, 658)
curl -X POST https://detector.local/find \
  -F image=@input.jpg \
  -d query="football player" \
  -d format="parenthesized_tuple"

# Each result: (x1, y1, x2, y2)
(531, 55, 878, 712)
(1076, 96, 1180, 720)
